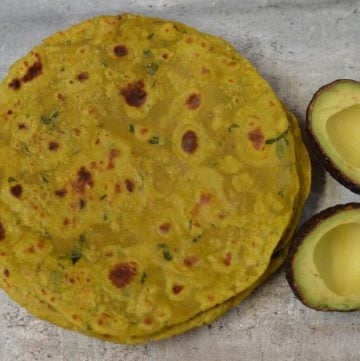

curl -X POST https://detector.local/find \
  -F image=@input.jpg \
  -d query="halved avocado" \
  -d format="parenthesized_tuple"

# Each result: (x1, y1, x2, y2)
(307, 79, 360, 194)
(286, 203, 360, 311)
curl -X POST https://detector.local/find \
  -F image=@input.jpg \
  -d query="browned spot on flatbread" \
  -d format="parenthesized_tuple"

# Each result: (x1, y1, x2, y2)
(114, 45, 128, 57)
(181, 130, 198, 154)
(172, 284, 184, 294)
(107, 149, 120, 169)
(125, 179, 135, 192)
(202, 66, 209, 74)
(186, 93, 201, 109)
(248, 127, 265, 150)
(191, 193, 212, 217)
(37, 239, 45, 249)
(10, 184, 23, 198)
(109, 262, 137, 289)
(114, 182, 121, 194)
(73, 167, 94, 194)
(54, 189, 67, 197)
(0, 222, 5, 241)
(77, 71, 89, 82)
(9, 79, 21, 90)
(48, 141, 59, 151)
(79, 198, 86, 209)
(159, 223, 171, 235)
(27, 245, 35, 254)
(184, 255, 199, 267)
(223, 252, 232, 266)
(7, 110, 13, 115)
(121, 80, 147, 107)
(3, 269, 9, 278)
(18, 123, 26, 130)
(22, 58, 42, 83)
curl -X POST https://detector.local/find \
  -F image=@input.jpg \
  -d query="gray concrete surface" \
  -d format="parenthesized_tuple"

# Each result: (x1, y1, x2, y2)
(0, 0, 359, 360)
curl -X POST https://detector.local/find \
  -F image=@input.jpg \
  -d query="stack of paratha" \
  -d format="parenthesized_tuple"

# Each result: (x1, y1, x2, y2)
(0, 14, 310, 344)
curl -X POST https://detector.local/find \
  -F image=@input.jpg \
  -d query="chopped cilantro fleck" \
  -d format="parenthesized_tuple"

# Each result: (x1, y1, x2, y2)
(41, 111, 59, 127)
(147, 33, 154, 40)
(41, 230, 50, 238)
(40, 173, 49, 183)
(20, 142, 31, 154)
(146, 62, 159, 75)
(188, 219, 193, 231)
(140, 272, 147, 284)
(265, 126, 290, 144)
(100, 194, 108, 201)
(8, 177, 17, 183)
(143, 49, 153, 57)
(275, 141, 285, 159)
(70, 249, 82, 265)
(228, 123, 240, 132)
(158, 243, 173, 261)
(192, 234, 202, 242)
(173, 25, 187, 33)
(60, 248, 82, 265)
(162, 249, 173, 261)
(129, 124, 135, 133)
(138, 172, 145, 190)
(148, 136, 160, 144)
(60, 234, 86, 264)
(79, 233, 86, 244)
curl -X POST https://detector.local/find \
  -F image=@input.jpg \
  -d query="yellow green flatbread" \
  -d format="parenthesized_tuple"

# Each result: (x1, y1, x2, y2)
(0, 14, 310, 343)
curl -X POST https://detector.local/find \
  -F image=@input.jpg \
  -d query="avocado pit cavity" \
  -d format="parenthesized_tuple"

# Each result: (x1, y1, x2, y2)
(313, 222, 360, 297)
(326, 104, 360, 168)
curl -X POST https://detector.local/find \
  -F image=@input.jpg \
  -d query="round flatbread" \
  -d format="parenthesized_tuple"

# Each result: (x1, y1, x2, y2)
(0, 14, 310, 343)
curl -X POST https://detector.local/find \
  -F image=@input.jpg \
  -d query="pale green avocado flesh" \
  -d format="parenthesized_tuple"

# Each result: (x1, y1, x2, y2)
(309, 80, 360, 190)
(326, 104, 360, 169)
(290, 205, 360, 311)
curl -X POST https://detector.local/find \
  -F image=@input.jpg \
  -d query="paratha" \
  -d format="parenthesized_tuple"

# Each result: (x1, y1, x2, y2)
(0, 14, 310, 343)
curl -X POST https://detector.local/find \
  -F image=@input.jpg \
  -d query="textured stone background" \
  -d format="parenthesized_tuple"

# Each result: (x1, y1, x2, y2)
(0, 1, 359, 360)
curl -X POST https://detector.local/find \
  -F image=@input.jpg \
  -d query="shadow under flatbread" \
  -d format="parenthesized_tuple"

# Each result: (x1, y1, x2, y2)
(300, 157, 326, 222)
(291, 108, 327, 225)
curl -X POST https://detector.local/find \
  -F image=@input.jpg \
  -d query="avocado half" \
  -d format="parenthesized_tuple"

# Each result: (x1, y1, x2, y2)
(286, 203, 360, 311)
(307, 79, 360, 194)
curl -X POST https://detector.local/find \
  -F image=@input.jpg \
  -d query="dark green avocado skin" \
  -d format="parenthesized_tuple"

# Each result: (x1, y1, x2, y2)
(306, 79, 360, 195)
(285, 203, 360, 312)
